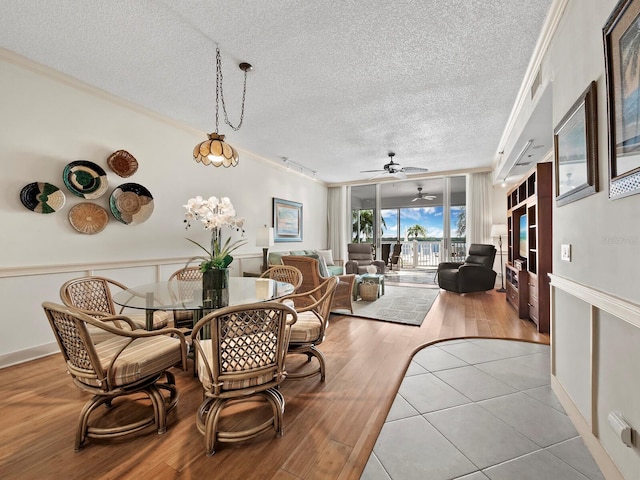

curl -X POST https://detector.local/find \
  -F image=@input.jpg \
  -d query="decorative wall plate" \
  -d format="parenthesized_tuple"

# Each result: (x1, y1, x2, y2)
(68, 202, 109, 234)
(107, 150, 138, 177)
(110, 182, 154, 225)
(20, 182, 66, 213)
(63, 160, 108, 199)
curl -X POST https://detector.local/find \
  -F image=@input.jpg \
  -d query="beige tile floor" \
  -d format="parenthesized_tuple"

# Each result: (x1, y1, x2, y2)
(362, 339, 604, 480)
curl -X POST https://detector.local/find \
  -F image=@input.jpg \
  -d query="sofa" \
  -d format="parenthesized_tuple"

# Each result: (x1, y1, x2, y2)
(268, 249, 344, 277)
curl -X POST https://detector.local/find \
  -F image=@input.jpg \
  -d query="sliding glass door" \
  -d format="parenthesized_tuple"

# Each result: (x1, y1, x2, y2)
(350, 176, 466, 268)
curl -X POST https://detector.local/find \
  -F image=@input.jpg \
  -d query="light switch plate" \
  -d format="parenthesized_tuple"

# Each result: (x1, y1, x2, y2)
(561, 244, 571, 262)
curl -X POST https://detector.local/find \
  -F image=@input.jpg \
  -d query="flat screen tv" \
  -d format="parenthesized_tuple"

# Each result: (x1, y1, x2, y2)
(519, 214, 528, 259)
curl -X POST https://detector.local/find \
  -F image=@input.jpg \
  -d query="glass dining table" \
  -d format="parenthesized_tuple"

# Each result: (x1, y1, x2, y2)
(112, 277, 295, 330)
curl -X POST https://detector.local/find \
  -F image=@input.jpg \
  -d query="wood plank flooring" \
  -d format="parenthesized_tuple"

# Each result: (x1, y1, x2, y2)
(0, 287, 548, 479)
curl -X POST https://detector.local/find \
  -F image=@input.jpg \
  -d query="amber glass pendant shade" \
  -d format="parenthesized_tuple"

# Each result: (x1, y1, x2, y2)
(193, 133, 239, 167)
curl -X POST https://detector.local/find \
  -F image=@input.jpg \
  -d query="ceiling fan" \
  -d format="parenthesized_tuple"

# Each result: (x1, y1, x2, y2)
(411, 187, 436, 202)
(360, 152, 429, 179)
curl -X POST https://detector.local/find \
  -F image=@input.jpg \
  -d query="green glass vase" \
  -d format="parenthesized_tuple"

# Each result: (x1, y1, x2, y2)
(202, 268, 229, 309)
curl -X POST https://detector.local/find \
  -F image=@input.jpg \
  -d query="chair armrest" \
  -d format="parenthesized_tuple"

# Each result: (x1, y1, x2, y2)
(437, 261, 463, 272)
(458, 264, 497, 290)
(344, 260, 359, 274)
(372, 260, 386, 273)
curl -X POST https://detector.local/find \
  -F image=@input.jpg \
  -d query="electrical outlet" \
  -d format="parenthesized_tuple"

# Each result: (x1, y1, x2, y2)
(561, 244, 571, 262)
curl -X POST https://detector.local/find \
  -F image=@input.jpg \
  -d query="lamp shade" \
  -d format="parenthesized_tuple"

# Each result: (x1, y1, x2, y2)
(256, 226, 274, 247)
(490, 224, 508, 238)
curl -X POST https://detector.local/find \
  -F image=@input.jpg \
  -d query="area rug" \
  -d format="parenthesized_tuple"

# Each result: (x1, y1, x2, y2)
(332, 285, 439, 326)
(384, 269, 438, 286)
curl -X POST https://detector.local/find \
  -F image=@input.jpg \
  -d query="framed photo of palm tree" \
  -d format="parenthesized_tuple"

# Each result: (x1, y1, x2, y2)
(604, 0, 640, 199)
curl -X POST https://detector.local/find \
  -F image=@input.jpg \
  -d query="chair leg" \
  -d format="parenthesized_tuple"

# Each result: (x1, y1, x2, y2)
(196, 391, 285, 456)
(286, 345, 326, 381)
(74, 371, 178, 451)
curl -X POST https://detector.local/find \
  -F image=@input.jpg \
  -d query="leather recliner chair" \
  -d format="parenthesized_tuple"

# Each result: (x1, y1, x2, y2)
(437, 243, 497, 293)
(345, 243, 386, 274)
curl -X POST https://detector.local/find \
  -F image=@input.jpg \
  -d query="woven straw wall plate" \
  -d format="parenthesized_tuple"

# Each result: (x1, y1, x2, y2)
(107, 150, 138, 177)
(63, 160, 108, 199)
(20, 182, 65, 213)
(68, 202, 109, 234)
(109, 182, 154, 225)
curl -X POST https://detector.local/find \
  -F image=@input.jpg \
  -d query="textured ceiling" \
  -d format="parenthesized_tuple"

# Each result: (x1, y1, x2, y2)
(0, 0, 552, 184)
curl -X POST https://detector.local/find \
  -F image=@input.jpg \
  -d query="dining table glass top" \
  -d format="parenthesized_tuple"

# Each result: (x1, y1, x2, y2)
(112, 277, 295, 312)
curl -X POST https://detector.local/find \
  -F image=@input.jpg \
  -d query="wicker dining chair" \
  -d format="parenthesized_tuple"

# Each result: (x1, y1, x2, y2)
(280, 256, 355, 313)
(60, 276, 170, 337)
(259, 265, 303, 292)
(42, 302, 188, 451)
(168, 266, 203, 328)
(279, 275, 337, 381)
(191, 301, 297, 456)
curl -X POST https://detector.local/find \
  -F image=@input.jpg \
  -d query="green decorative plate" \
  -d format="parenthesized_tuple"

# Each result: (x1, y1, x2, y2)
(63, 160, 108, 199)
(110, 182, 154, 225)
(20, 182, 66, 214)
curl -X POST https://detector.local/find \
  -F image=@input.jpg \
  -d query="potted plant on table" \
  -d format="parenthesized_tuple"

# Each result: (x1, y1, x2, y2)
(183, 196, 246, 308)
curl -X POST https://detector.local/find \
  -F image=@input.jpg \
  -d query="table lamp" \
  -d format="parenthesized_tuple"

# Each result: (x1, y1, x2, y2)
(256, 225, 274, 273)
(490, 224, 508, 292)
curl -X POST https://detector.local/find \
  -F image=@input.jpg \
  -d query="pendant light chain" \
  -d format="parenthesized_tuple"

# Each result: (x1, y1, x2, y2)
(216, 46, 248, 132)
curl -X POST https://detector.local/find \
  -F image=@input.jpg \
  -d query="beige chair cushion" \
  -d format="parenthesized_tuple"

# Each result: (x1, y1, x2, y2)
(77, 335, 183, 387)
(289, 311, 322, 344)
(127, 310, 170, 330)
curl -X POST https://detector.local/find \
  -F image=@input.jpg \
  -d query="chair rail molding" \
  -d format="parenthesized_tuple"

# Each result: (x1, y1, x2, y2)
(549, 274, 640, 329)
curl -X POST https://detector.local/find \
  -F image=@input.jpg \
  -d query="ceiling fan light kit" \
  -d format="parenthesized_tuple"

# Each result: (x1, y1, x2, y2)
(411, 186, 436, 202)
(360, 152, 429, 179)
(193, 46, 251, 167)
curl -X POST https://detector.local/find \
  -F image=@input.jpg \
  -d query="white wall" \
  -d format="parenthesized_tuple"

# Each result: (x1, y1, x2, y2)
(0, 50, 328, 364)
(504, 1, 640, 477)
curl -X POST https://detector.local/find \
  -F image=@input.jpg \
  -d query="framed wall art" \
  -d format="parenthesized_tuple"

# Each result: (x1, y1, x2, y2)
(273, 197, 302, 242)
(553, 81, 598, 206)
(604, 0, 640, 199)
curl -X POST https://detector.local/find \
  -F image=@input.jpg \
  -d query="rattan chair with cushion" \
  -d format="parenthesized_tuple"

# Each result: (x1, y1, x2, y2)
(60, 276, 170, 337)
(280, 275, 337, 381)
(259, 265, 303, 292)
(42, 302, 188, 451)
(281, 255, 355, 313)
(191, 301, 297, 456)
(168, 266, 203, 329)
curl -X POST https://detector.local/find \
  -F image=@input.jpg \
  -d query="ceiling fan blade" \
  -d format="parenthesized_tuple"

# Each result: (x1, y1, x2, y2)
(360, 169, 385, 173)
(402, 167, 429, 173)
(411, 197, 419, 202)
(392, 171, 407, 179)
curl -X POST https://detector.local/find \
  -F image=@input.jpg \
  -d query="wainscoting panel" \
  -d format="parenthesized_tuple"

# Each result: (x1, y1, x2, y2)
(549, 274, 639, 480)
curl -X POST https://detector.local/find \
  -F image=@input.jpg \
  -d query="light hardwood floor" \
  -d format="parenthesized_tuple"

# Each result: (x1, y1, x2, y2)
(0, 287, 548, 479)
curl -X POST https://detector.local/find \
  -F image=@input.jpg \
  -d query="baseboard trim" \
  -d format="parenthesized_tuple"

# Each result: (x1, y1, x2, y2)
(551, 376, 624, 480)
(0, 342, 58, 369)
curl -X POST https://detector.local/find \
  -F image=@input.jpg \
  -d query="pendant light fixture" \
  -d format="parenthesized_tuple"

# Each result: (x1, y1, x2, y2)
(193, 46, 252, 167)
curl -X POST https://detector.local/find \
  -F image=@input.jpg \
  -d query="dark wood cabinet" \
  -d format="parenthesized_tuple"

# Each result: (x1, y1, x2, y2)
(505, 162, 552, 333)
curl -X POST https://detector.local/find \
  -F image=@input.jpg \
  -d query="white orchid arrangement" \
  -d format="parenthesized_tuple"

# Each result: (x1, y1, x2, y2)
(183, 196, 246, 271)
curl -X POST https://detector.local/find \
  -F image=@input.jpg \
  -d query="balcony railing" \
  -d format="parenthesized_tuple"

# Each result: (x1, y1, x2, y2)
(382, 240, 467, 268)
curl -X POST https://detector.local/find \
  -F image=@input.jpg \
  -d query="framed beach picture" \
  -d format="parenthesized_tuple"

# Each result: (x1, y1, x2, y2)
(604, 0, 640, 199)
(553, 81, 598, 206)
(273, 198, 302, 242)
